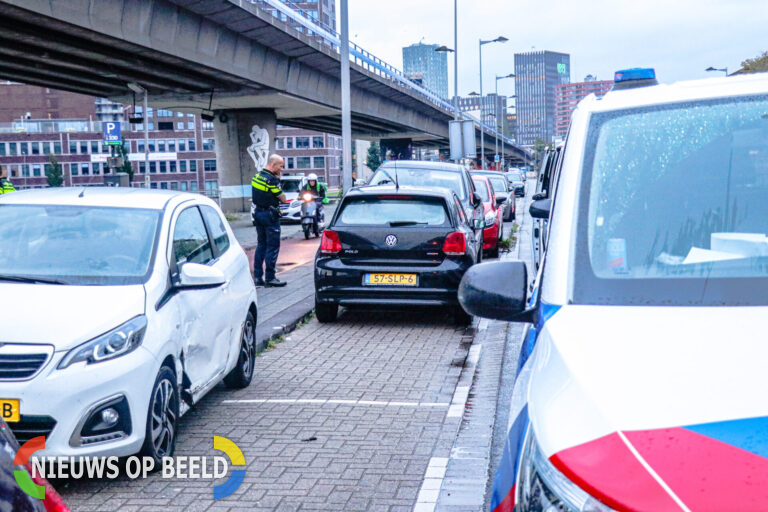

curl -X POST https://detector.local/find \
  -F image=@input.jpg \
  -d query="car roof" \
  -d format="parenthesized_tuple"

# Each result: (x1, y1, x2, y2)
(0, 187, 203, 210)
(378, 160, 466, 173)
(580, 72, 768, 114)
(346, 184, 456, 201)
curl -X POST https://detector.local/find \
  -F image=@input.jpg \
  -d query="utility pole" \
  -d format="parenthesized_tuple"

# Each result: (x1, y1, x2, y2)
(340, 0, 353, 193)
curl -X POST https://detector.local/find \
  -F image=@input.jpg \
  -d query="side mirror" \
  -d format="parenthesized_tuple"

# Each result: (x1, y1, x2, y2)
(529, 198, 552, 219)
(471, 192, 482, 207)
(176, 262, 226, 289)
(508, 184, 515, 192)
(458, 261, 535, 322)
(473, 218, 486, 230)
(532, 192, 547, 201)
(495, 196, 507, 205)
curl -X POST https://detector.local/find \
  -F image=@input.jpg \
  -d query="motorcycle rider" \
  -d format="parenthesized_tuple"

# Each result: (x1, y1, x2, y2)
(301, 173, 326, 223)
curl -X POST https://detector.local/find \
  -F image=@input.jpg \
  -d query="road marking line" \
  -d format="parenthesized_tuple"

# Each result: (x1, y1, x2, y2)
(413, 457, 449, 512)
(221, 398, 450, 408)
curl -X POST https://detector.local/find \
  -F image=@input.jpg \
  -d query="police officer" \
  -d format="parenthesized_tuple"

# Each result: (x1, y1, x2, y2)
(0, 168, 16, 194)
(251, 154, 288, 287)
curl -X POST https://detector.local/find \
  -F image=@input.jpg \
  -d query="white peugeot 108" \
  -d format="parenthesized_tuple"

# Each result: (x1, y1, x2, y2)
(0, 188, 257, 462)
(461, 69, 768, 511)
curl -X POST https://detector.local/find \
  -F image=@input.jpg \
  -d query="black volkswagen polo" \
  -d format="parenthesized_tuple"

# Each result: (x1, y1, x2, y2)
(314, 185, 482, 325)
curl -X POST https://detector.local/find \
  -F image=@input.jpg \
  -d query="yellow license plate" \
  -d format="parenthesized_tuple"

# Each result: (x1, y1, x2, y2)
(0, 399, 20, 423)
(364, 273, 418, 286)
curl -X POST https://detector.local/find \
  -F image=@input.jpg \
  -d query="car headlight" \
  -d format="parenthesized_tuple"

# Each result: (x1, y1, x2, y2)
(519, 431, 616, 512)
(485, 211, 497, 225)
(58, 316, 148, 369)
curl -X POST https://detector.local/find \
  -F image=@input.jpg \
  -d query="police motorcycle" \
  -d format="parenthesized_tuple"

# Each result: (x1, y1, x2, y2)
(300, 190, 324, 239)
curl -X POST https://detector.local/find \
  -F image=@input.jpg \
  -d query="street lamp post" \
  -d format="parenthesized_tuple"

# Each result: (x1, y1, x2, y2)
(479, 36, 508, 169)
(127, 82, 149, 188)
(500, 95, 516, 170)
(494, 73, 514, 169)
(340, 0, 352, 193)
(435, 0, 459, 162)
(705, 66, 728, 76)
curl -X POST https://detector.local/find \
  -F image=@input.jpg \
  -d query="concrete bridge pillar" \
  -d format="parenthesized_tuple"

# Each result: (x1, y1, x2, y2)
(380, 138, 413, 161)
(214, 109, 277, 212)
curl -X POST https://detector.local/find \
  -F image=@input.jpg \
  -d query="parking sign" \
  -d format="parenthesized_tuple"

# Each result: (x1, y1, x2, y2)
(104, 122, 121, 145)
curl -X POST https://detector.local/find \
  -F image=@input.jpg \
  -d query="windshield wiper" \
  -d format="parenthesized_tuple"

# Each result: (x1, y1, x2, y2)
(0, 275, 66, 285)
(389, 221, 427, 227)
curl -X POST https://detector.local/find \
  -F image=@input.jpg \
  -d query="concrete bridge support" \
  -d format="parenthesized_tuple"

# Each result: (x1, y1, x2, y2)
(214, 109, 277, 212)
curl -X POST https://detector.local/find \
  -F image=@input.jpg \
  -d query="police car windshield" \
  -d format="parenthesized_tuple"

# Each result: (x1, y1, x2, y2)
(0, 204, 160, 285)
(576, 95, 768, 305)
(281, 179, 303, 193)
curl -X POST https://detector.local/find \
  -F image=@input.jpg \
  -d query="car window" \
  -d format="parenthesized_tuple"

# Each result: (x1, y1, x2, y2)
(336, 197, 450, 227)
(488, 177, 507, 194)
(200, 205, 231, 255)
(454, 196, 468, 225)
(369, 168, 466, 200)
(280, 179, 302, 193)
(173, 207, 214, 266)
(472, 179, 490, 202)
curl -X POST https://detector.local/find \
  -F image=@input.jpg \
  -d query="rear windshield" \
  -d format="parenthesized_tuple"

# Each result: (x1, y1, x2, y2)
(472, 180, 490, 201)
(369, 168, 466, 200)
(336, 197, 451, 227)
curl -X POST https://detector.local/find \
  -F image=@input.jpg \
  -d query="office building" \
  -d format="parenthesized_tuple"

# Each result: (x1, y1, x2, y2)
(554, 75, 612, 138)
(0, 83, 95, 122)
(514, 51, 570, 144)
(455, 93, 508, 127)
(275, 126, 343, 186)
(293, 0, 336, 31)
(403, 42, 449, 99)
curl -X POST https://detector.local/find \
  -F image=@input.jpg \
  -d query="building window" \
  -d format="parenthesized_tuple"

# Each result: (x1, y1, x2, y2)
(180, 161, 187, 173)
(69, 141, 77, 154)
(0, 143, 4, 156)
(177, 122, 185, 130)
(81, 163, 90, 176)
(188, 139, 196, 151)
(160, 182, 168, 190)
(159, 161, 167, 173)
(138, 140, 145, 152)
(158, 140, 166, 152)
(295, 136, 310, 149)
(79, 141, 88, 154)
(178, 139, 187, 151)
(19, 142, 28, 155)
(53, 141, 62, 154)
(180, 181, 188, 191)
(91, 141, 99, 154)
(275, 138, 284, 150)
(168, 139, 176, 152)
(285, 157, 294, 169)
(190, 160, 198, 172)
(31, 142, 40, 155)
(285, 137, 293, 149)
(312, 136, 324, 148)
(148, 141, 156, 152)
(203, 159, 217, 172)
(202, 138, 215, 151)
(32, 164, 42, 177)
(205, 180, 218, 193)
(296, 156, 311, 169)
(202, 121, 213, 131)
(150, 162, 157, 173)
(190, 180, 198, 191)
(187, 122, 195, 130)
(8, 143, 17, 156)
(148, 122, 155, 130)
(21, 165, 29, 177)
(169, 161, 177, 173)
(170, 181, 179, 190)
(70, 163, 78, 176)
(313, 156, 325, 169)
(92, 163, 101, 175)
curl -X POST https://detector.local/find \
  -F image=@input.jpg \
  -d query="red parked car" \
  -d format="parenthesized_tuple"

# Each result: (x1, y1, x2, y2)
(472, 176, 504, 258)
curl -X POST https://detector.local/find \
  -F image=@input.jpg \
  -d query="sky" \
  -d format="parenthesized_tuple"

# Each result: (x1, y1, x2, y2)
(335, 0, 768, 99)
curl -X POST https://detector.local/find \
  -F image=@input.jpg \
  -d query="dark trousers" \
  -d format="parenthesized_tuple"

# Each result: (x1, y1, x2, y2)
(253, 209, 281, 281)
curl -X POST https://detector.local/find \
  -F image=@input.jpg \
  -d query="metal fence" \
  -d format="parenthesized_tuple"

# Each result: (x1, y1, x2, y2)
(246, 0, 514, 145)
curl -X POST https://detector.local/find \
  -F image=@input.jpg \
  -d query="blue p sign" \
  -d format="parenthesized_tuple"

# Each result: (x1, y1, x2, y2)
(104, 122, 121, 145)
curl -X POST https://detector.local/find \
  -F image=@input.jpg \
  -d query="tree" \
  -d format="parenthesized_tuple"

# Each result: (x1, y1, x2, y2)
(45, 154, 64, 187)
(365, 142, 382, 173)
(739, 51, 768, 74)
(107, 139, 134, 183)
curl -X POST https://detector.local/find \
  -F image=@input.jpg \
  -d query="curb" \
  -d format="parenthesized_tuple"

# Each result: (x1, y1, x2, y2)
(254, 295, 315, 354)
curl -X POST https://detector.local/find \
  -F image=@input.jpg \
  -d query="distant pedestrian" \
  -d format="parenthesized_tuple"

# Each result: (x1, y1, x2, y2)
(0, 168, 16, 194)
(251, 154, 287, 287)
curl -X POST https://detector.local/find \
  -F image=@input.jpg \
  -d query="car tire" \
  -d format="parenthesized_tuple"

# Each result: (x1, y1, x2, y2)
(454, 306, 473, 326)
(140, 365, 179, 465)
(316, 301, 338, 323)
(487, 246, 499, 258)
(224, 310, 257, 389)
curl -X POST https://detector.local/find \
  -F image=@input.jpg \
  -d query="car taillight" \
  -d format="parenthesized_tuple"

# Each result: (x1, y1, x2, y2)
(443, 232, 466, 256)
(320, 230, 342, 254)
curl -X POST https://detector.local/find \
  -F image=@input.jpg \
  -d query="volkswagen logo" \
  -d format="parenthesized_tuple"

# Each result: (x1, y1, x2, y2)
(385, 234, 398, 247)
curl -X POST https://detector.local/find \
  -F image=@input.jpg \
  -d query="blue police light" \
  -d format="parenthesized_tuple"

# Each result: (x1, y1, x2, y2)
(612, 68, 658, 89)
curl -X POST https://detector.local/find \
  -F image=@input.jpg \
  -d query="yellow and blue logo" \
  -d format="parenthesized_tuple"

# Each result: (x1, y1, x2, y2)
(213, 436, 246, 499)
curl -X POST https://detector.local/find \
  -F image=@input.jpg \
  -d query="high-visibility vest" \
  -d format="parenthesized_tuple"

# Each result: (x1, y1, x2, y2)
(0, 179, 15, 194)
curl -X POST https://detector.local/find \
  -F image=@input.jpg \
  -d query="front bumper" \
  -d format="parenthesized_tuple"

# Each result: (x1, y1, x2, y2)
(315, 257, 472, 307)
(5, 346, 159, 458)
(279, 204, 302, 222)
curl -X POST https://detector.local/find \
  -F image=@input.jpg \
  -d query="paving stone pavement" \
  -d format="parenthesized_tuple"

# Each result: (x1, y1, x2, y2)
(56, 308, 477, 511)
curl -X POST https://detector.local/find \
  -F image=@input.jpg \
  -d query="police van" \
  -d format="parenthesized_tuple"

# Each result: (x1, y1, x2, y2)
(460, 69, 768, 511)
